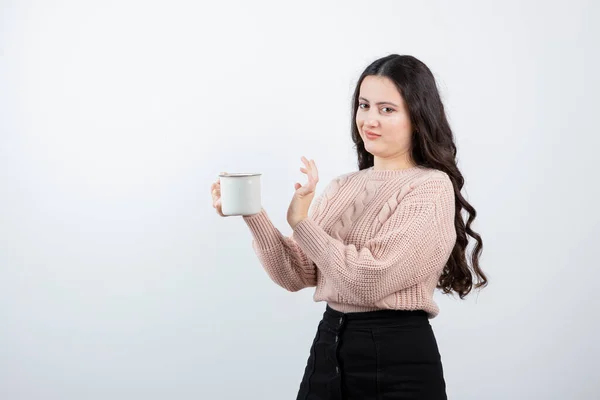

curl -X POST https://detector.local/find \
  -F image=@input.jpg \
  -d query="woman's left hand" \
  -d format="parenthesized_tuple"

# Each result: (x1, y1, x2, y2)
(287, 156, 319, 229)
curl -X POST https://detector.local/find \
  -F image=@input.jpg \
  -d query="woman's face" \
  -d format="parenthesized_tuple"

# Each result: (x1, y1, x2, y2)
(356, 75, 414, 162)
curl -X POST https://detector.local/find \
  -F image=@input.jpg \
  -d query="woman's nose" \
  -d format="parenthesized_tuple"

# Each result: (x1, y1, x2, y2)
(366, 111, 380, 126)
(365, 118, 379, 127)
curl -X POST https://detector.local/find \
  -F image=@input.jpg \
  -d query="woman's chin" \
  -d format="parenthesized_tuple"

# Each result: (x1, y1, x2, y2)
(364, 143, 381, 155)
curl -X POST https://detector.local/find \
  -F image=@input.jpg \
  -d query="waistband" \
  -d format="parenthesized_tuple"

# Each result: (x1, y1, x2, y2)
(323, 304, 428, 329)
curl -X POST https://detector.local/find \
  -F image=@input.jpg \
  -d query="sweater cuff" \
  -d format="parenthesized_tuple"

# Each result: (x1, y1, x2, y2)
(242, 208, 283, 250)
(292, 217, 329, 263)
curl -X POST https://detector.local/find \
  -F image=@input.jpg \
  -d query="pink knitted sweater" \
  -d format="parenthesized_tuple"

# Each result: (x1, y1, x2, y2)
(242, 165, 457, 318)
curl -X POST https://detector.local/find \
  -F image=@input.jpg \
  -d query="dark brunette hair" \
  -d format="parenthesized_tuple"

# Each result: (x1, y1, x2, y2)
(351, 54, 487, 298)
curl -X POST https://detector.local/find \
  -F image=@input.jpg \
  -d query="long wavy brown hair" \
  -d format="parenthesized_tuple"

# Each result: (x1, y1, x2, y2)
(351, 54, 488, 299)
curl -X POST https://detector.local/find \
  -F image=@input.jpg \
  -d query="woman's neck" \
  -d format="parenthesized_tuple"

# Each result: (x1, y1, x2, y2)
(372, 156, 417, 171)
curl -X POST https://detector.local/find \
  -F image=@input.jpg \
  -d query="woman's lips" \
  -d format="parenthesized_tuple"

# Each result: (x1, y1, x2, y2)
(365, 131, 381, 140)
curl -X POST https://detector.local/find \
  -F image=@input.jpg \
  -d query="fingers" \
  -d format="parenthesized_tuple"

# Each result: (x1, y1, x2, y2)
(211, 180, 222, 209)
(308, 160, 317, 180)
(301, 156, 316, 172)
(299, 156, 319, 187)
(215, 199, 225, 216)
(212, 174, 227, 217)
(211, 172, 225, 194)
(211, 183, 220, 198)
(213, 192, 225, 216)
(301, 156, 311, 169)
(301, 157, 318, 178)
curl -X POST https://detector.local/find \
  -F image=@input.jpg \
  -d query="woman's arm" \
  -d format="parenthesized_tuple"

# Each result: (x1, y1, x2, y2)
(242, 193, 325, 292)
(291, 175, 457, 304)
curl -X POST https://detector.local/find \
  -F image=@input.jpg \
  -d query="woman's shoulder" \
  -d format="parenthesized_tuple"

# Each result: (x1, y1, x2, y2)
(398, 167, 454, 201)
(320, 166, 452, 194)
(411, 169, 456, 219)
(321, 169, 363, 190)
(414, 167, 452, 186)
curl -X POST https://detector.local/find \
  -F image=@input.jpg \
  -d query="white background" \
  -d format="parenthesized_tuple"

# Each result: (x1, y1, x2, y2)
(1, 0, 599, 398)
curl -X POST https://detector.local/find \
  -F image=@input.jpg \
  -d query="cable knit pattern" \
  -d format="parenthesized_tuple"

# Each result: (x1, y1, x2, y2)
(313, 173, 351, 225)
(332, 179, 385, 242)
(242, 165, 457, 318)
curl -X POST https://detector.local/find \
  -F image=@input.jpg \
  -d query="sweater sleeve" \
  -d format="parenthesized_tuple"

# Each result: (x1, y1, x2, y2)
(241, 191, 326, 292)
(291, 176, 456, 304)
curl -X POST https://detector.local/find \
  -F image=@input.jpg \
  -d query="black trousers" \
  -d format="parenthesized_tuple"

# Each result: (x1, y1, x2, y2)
(296, 304, 447, 400)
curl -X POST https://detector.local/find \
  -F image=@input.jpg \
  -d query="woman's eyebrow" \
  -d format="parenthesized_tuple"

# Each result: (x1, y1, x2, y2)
(358, 96, 398, 107)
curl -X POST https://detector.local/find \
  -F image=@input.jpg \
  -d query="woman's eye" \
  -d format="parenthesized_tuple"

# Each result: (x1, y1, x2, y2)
(359, 103, 394, 113)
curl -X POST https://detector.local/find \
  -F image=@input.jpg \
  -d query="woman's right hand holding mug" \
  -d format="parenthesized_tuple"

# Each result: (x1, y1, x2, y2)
(211, 173, 228, 217)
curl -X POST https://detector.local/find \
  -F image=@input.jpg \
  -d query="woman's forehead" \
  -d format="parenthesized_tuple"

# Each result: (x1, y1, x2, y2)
(359, 76, 404, 104)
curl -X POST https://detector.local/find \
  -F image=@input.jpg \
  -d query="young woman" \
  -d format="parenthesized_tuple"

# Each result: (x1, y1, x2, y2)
(211, 54, 487, 399)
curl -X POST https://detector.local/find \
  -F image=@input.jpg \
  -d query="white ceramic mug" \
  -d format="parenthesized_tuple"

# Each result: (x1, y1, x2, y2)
(219, 172, 262, 216)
